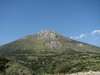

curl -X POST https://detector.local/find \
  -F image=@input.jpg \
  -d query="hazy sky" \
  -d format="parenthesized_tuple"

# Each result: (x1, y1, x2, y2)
(0, 0, 100, 46)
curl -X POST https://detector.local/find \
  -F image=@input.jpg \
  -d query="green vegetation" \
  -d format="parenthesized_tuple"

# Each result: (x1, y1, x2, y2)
(0, 31, 100, 75)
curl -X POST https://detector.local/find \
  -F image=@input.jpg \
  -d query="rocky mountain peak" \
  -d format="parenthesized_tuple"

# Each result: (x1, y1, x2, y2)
(37, 30, 62, 49)
(37, 30, 57, 40)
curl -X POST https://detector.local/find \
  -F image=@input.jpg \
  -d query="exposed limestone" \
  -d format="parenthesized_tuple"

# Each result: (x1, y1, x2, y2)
(37, 30, 62, 49)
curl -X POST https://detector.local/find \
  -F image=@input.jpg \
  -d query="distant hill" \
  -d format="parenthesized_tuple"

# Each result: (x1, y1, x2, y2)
(0, 30, 100, 75)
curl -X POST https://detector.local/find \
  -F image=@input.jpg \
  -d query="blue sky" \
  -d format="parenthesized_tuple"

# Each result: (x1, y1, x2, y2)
(0, 0, 100, 46)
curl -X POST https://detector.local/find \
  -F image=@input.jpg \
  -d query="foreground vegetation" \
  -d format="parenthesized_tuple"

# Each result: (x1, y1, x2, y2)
(1, 49, 100, 75)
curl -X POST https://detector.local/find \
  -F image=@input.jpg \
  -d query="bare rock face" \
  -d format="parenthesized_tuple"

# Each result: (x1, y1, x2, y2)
(37, 30, 62, 49)
(46, 41, 62, 49)
(38, 30, 57, 40)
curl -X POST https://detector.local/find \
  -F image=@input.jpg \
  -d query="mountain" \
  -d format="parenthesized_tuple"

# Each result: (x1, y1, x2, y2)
(0, 30, 100, 75)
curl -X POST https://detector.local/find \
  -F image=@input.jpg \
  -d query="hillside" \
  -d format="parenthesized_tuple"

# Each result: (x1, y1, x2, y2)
(0, 30, 100, 75)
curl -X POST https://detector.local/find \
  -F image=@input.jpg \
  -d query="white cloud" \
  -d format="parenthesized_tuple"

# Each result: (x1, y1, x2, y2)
(71, 33, 86, 40)
(70, 29, 100, 47)
(72, 29, 100, 40)
(79, 34, 86, 39)
(91, 30, 100, 35)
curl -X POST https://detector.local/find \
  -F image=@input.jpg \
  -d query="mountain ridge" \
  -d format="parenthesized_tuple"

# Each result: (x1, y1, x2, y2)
(0, 30, 100, 75)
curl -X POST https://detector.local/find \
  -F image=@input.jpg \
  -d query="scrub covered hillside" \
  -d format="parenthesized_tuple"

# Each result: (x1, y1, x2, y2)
(0, 30, 100, 75)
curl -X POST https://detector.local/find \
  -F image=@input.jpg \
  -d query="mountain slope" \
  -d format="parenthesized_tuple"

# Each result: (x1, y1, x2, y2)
(0, 30, 100, 75)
